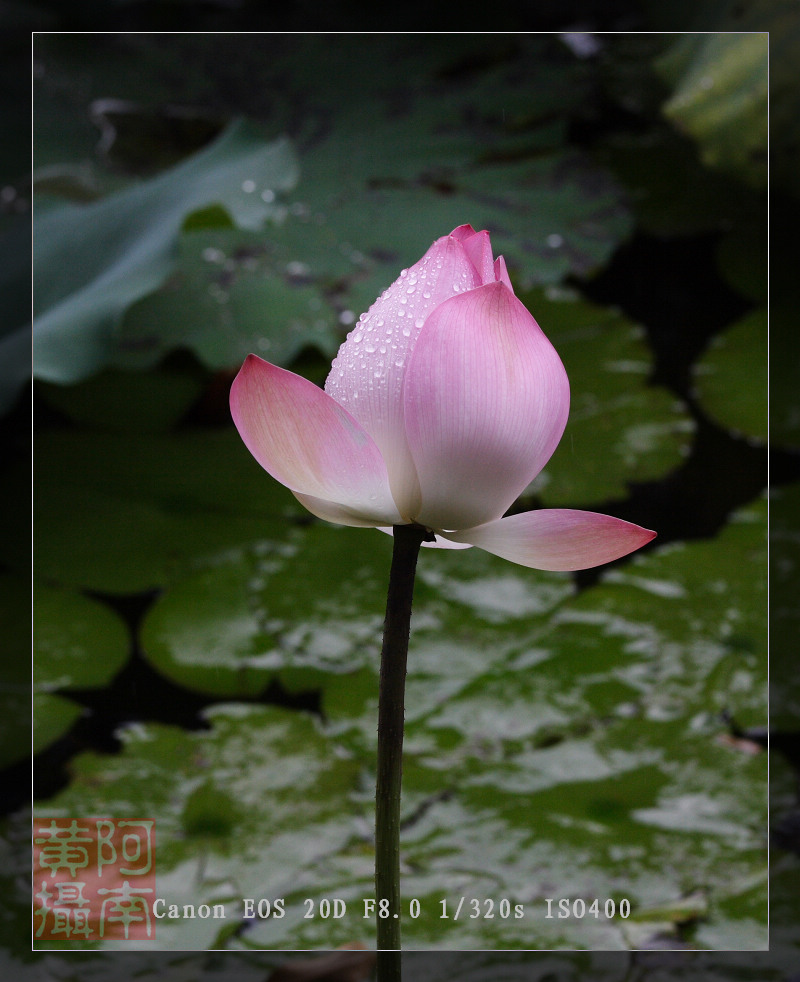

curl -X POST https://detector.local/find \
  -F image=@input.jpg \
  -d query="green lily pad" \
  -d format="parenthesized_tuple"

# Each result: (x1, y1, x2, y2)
(656, 33, 767, 189)
(32, 693, 83, 760)
(692, 308, 767, 443)
(33, 703, 365, 951)
(116, 225, 341, 372)
(324, 500, 766, 948)
(27, 581, 131, 760)
(140, 525, 391, 697)
(520, 288, 694, 505)
(32, 119, 299, 385)
(22, 428, 300, 593)
(131, 496, 766, 948)
(34, 581, 130, 692)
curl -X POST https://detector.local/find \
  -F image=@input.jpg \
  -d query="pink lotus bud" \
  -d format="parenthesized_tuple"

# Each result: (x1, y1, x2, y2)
(230, 226, 655, 570)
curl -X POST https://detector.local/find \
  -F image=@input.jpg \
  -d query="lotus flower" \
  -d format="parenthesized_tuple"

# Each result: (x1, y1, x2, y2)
(230, 225, 655, 570)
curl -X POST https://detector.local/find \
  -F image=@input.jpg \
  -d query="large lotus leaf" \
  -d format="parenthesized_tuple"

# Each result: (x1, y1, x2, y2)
(247, 34, 588, 175)
(32, 119, 298, 385)
(656, 33, 767, 189)
(692, 307, 767, 444)
(248, 35, 627, 288)
(519, 288, 694, 505)
(26, 34, 635, 402)
(139, 524, 570, 700)
(33, 704, 365, 951)
(22, 428, 300, 593)
(115, 225, 342, 372)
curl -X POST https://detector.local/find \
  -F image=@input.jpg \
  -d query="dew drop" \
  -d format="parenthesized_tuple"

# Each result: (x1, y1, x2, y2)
(353, 331, 363, 343)
(364, 341, 376, 353)
(414, 317, 424, 328)
(402, 326, 411, 337)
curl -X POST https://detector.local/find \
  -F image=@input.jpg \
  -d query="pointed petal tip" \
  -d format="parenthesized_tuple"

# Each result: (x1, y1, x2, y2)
(449, 223, 478, 240)
(446, 510, 657, 571)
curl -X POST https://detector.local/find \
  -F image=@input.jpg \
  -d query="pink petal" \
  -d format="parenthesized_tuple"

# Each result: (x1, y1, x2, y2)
(450, 224, 478, 241)
(230, 354, 401, 526)
(494, 255, 514, 292)
(324, 232, 482, 519)
(443, 510, 657, 571)
(293, 492, 398, 528)
(403, 281, 570, 531)
(460, 228, 495, 283)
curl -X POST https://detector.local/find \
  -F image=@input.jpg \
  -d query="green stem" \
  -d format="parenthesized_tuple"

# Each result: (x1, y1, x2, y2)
(375, 523, 427, 968)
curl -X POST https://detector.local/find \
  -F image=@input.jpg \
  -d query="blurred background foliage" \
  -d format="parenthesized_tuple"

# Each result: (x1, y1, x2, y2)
(4, 0, 798, 974)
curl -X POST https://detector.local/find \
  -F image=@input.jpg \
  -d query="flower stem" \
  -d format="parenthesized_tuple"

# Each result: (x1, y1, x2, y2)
(375, 523, 427, 968)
